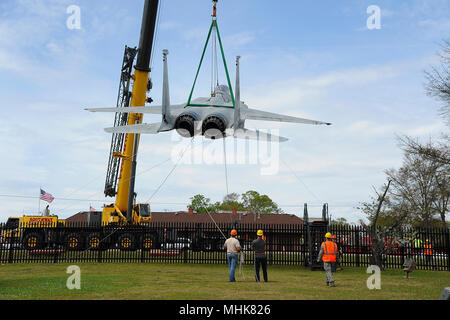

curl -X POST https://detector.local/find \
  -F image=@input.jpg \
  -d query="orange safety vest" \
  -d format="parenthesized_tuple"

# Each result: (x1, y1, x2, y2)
(321, 240, 338, 262)
(424, 243, 432, 256)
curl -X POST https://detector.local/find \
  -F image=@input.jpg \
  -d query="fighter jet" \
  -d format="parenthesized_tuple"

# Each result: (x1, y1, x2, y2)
(86, 50, 331, 142)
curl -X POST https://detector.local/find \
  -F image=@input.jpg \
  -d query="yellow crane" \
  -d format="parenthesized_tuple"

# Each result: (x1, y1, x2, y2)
(1, 0, 161, 251)
(101, 0, 159, 226)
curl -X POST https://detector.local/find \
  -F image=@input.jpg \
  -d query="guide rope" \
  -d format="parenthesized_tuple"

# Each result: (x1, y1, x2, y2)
(223, 139, 230, 202)
(145, 137, 194, 203)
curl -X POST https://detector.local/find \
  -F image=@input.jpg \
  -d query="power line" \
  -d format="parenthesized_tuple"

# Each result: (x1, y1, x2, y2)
(0, 194, 360, 208)
(280, 158, 322, 203)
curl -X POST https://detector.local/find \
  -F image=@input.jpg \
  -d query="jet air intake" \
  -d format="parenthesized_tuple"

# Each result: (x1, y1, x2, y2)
(202, 115, 227, 140)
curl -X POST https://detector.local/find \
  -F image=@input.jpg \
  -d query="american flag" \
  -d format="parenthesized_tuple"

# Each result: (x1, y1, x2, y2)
(40, 189, 54, 203)
(89, 205, 96, 212)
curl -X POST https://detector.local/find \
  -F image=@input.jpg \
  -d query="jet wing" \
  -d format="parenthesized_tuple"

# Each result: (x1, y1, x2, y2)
(104, 123, 161, 134)
(242, 108, 331, 126)
(231, 128, 289, 142)
(86, 106, 162, 114)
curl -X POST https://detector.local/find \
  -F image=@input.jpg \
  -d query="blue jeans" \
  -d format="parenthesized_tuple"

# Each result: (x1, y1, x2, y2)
(227, 254, 238, 282)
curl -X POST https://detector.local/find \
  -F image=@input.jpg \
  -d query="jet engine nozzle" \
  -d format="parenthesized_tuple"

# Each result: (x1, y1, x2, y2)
(175, 114, 196, 137)
(202, 115, 226, 140)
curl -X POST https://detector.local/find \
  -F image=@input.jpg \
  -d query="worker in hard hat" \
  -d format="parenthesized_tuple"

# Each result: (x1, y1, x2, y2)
(251, 229, 268, 282)
(413, 237, 423, 257)
(331, 235, 342, 272)
(224, 229, 241, 282)
(317, 232, 339, 287)
(424, 239, 433, 269)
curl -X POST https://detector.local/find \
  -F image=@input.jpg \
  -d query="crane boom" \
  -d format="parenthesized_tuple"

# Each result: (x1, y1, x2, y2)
(104, 46, 138, 198)
(102, 0, 159, 225)
(117, 0, 159, 218)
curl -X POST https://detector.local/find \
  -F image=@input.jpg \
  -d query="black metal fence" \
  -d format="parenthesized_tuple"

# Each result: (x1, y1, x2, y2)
(0, 221, 449, 271)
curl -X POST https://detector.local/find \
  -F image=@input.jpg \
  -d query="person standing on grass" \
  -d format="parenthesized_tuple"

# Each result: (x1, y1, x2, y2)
(424, 239, 433, 269)
(414, 237, 423, 257)
(224, 229, 241, 282)
(331, 235, 342, 272)
(317, 232, 338, 287)
(251, 229, 268, 282)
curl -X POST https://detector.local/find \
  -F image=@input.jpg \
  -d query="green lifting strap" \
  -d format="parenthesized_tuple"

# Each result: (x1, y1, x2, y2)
(186, 19, 235, 109)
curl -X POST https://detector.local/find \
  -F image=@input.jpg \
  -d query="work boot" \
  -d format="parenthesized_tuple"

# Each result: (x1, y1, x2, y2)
(329, 282, 336, 287)
(326, 281, 329, 286)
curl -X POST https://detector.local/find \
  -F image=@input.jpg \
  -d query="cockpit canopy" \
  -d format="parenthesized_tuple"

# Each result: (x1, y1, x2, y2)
(212, 84, 232, 103)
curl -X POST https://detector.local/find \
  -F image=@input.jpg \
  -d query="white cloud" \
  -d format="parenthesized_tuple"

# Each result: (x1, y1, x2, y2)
(223, 31, 256, 48)
(403, 122, 446, 136)
(160, 21, 180, 31)
(381, 9, 395, 18)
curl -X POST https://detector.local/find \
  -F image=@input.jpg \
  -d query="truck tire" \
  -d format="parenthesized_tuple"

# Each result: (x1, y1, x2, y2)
(141, 235, 156, 250)
(23, 232, 44, 250)
(117, 233, 136, 251)
(64, 233, 84, 251)
(86, 233, 103, 250)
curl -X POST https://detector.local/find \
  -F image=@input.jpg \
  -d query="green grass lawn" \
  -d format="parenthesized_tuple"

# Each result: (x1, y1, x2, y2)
(0, 262, 448, 300)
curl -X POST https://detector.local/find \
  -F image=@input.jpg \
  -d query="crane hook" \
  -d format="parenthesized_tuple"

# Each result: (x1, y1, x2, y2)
(212, 0, 218, 18)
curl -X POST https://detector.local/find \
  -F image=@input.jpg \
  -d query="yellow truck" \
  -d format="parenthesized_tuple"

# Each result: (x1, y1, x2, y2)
(1, 211, 159, 251)
(1, 215, 65, 250)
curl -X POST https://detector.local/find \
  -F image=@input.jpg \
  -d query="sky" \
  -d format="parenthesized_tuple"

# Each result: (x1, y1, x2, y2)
(0, 0, 449, 223)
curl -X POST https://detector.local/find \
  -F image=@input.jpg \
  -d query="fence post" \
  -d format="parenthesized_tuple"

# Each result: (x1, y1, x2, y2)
(0, 225, 3, 264)
(139, 228, 145, 263)
(7, 233, 14, 264)
(355, 227, 360, 267)
(303, 223, 309, 267)
(97, 247, 103, 263)
(446, 227, 450, 272)
(183, 224, 188, 264)
(53, 223, 58, 264)
(98, 225, 103, 263)
(400, 229, 404, 268)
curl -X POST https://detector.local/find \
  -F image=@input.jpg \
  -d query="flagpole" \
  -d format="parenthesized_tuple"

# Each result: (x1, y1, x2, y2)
(38, 186, 41, 215)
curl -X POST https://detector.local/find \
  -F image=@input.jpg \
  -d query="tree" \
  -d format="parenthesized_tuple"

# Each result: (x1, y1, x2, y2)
(398, 135, 450, 166)
(241, 190, 282, 214)
(431, 158, 450, 228)
(385, 153, 440, 228)
(359, 180, 408, 269)
(187, 191, 282, 214)
(359, 186, 410, 230)
(220, 193, 244, 211)
(394, 137, 450, 228)
(330, 217, 349, 226)
(188, 194, 220, 213)
(425, 39, 450, 125)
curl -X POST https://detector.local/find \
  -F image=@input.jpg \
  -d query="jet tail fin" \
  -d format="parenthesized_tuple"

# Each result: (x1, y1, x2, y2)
(159, 49, 172, 132)
(233, 56, 241, 131)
